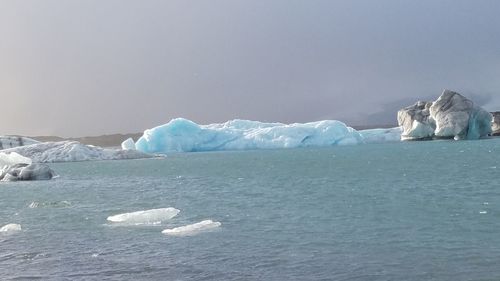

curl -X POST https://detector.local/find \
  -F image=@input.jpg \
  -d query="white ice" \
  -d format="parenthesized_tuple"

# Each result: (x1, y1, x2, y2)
(0, 136, 38, 150)
(358, 127, 402, 144)
(0, 223, 22, 233)
(121, 138, 136, 150)
(107, 208, 180, 224)
(162, 220, 221, 236)
(133, 118, 400, 154)
(0, 152, 32, 166)
(0, 141, 153, 163)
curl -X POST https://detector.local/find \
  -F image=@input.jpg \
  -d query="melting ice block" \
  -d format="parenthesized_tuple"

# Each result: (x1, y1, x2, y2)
(0, 223, 22, 233)
(162, 220, 221, 236)
(107, 208, 180, 224)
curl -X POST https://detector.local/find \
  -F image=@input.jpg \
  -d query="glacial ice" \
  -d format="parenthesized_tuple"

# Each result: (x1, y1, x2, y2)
(1, 141, 153, 163)
(399, 90, 492, 140)
(0, 152, 32, 166)
(398, 101, 435, 140)
(0, 136, 38, 150)
(121, 138, 136, 150)
(0, 151, 55, 181)
(107, 208, 180, 224)
(162, 220, 221, 236)
(0, 163, 55, 181)
(0, 223, 21, 233)
(358, 127, 402, 143)
(132, 118, 400, 153)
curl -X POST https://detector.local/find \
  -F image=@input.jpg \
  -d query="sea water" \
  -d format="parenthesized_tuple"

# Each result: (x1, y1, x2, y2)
(1, 139, 500, 280)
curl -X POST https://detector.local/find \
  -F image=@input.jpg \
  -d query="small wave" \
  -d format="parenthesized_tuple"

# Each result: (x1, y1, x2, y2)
(162, 220, 221, 236)
(107, 208, 179, 224)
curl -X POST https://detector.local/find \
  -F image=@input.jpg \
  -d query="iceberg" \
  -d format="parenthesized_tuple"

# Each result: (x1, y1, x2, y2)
(0, 152, 54, 181)
(0, 141, 153, 163)
(132, 118, 400, 153)
(162, 220, 221, 236)
(0, 223, 21, 233)
(0, 163, 55, 181)
(430, 90, 491, 140)
(0, 136, 38, 150)
(398, 90, 492, 140)
(107, 208, 180, 224)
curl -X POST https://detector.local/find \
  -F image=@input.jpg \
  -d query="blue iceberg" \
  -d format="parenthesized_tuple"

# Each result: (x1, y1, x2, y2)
(133, 118, 401, 154)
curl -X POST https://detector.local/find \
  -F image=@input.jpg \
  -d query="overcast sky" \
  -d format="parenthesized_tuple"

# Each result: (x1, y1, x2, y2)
(1, 0, 500, 137)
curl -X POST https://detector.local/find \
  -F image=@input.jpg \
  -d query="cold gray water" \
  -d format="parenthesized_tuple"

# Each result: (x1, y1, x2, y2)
(1, 139, 500, 280)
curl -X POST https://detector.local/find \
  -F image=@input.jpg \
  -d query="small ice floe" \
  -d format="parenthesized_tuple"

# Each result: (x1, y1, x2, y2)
(0, 223, 22, 233)
(479, 211, 488, 214)
(107, 208, 179, 224)
(162, 220, 221, 236)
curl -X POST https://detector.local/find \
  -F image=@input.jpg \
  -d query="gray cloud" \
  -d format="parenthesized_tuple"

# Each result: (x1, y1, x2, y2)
(1, 0, 500, 136)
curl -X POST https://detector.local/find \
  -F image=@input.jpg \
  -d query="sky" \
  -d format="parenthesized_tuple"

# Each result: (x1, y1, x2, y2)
(1, 0, 500, 137)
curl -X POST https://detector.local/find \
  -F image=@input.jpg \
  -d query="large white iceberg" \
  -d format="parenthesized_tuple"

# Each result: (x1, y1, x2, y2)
(398, 90, 492, 140)
(0, 141, 153, 163)
(132, 118, 399, 154)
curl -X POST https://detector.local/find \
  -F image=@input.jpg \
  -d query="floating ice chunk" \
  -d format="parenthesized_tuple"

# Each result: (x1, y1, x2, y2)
(162, 220, 221, 236)
(121, 138, 136, 150)
(398, 90, 492, 140)
(0, 223, 22, 233)
(107, 208, 180, 224)
(0, 163, 55, 181)
(1, 141, 152, 163)
(135, 118, 365, 153)
(397, 101, 435, 140)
